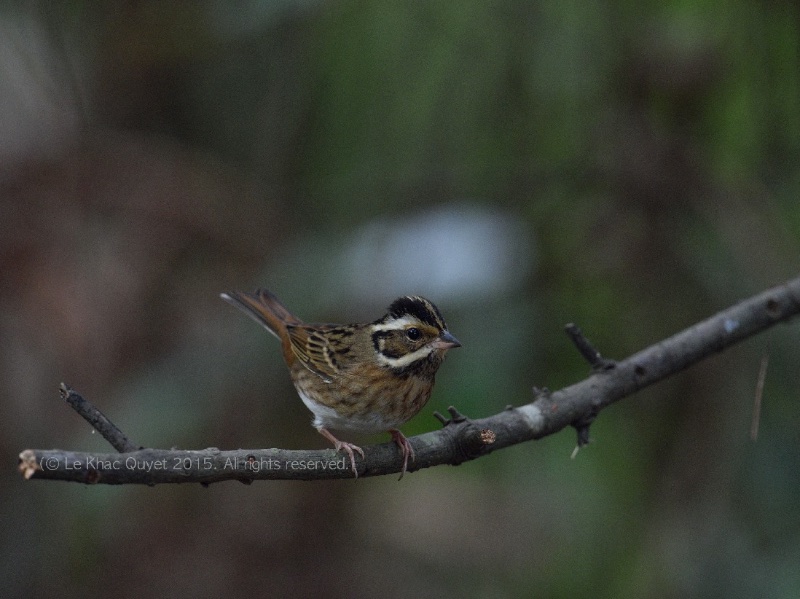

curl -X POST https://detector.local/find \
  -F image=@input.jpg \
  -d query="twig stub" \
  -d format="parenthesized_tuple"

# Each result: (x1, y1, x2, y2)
(564, 324, 616, 371)
(59, 383, 141, 453)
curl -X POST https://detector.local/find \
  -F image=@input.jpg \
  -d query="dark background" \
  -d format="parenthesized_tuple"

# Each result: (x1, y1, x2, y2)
(2, 2, 799, 598)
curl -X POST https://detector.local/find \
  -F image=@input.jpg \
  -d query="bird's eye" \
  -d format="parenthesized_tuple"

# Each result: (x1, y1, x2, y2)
(406, 327, 421, 341)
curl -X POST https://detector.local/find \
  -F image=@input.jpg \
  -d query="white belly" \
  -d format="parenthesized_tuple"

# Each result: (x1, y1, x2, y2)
(297, 389, 404, 434)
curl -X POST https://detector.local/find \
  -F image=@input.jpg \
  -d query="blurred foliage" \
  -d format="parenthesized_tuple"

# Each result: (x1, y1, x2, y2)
(2, 1, 799, 598)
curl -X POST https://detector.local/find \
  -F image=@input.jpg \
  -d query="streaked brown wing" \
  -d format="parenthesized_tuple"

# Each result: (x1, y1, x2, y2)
(287, 325, 354, 383)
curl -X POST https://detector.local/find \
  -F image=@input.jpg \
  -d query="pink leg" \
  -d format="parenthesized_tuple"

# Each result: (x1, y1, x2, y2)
(317, 427, 364, 478)
(389, 429, 415, 480)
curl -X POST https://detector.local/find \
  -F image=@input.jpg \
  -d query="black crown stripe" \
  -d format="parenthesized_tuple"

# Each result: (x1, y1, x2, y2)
(386, 296, 445, 329)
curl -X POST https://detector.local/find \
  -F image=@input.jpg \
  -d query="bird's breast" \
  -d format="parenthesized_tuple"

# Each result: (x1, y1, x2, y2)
(290, 362, 434, 433)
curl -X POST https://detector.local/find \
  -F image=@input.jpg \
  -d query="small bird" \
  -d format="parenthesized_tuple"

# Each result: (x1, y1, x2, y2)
(220, 289, 460, 478)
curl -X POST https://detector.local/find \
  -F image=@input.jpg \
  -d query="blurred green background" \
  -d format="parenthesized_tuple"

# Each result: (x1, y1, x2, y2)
(2, 1, 799, 597)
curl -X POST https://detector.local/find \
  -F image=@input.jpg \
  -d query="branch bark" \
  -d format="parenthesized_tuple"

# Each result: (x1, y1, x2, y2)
(18, 275, 800, 485)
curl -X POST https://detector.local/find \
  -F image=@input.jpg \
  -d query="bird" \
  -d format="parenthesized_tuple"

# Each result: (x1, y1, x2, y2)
(220, 288, 461, 478)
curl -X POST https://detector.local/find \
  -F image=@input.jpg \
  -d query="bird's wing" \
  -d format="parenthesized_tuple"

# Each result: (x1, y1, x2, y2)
(286, 325, 358, 383)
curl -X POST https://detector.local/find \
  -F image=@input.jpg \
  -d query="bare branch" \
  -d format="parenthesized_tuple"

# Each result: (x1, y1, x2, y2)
(18, 275, 800, 485)
(750, 353, 769, 441)
(564, 323, 613, 370)
(59, 383, 141, 453)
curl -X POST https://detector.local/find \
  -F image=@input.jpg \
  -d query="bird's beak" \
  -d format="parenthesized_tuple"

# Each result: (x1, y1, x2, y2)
(432, 331, 461, 350)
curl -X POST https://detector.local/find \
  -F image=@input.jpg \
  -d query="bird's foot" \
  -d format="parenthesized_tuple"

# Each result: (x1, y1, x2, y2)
(317, 427, 364, 478)
(389, 428, 415, 480)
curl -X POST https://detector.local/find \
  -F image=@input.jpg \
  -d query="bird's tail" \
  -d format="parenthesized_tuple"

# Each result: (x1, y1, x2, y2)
(220, 289, 303, 340)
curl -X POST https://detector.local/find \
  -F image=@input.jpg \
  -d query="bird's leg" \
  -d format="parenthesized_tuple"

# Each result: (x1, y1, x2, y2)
(317, 427, 364, 478)
(389, 428, 415, 480)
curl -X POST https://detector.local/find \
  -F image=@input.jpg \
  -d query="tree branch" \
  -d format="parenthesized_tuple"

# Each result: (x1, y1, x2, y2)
(19, 275, 800, 485)
(58, 383, 141, 453)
